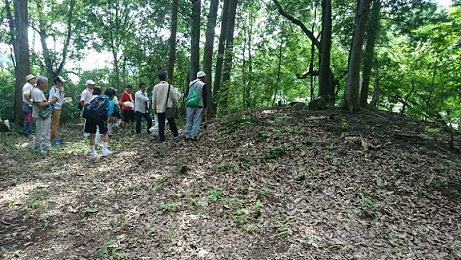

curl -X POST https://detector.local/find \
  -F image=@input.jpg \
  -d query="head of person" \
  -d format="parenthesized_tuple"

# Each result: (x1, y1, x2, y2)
(93, 86, 102, 96)
(197, 71, 206, 82)
(26, 74, 36, 85)
(104, 87, 116, 99)
(36, 76, 48, 90)
(125, 84, 133, 93)
(139, 82, 147, 92)
(53, 76, 66, 87)
(86, 80, 96, 89)
(157, 71, 168, 82)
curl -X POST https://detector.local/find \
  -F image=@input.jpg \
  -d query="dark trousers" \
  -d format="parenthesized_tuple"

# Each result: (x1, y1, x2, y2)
(157, 113, 179, 143)
(135, 111, 152, 134)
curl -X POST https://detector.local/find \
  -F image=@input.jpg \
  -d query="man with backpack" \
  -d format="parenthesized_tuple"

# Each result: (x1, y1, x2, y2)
(80, 80, 95, 138)
(83, 86, 115, 159)
(184, 70, 207, 141)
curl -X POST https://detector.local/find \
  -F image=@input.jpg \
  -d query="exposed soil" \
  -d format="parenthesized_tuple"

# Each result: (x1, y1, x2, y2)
(1, 107, 460, 259)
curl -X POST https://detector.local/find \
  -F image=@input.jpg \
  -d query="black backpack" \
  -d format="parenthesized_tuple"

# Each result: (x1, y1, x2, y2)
(82, 96, 109, 121)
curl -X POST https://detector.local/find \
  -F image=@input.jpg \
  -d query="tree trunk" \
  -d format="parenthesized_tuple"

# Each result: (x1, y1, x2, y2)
(319, 0, 333, 105)
(341, 0, 371, 113)
(360, 0, 380, 108)
(12, 0, 30, 124)
(168, 0, 179, 81)
(189, 0, 201, 81)
(213, 0, 230, 114)
(368, 63, 380, 109)
(203, 0, 219, 116)
(220, 0, 238, 111)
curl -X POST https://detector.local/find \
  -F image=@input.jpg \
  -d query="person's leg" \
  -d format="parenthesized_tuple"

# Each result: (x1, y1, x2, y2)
(99, 120, 111, 156)
(42, 117, 52, 151)
(167, 117, 179, 137)
(23, 104, 33, 137)
(34, 117, 43, 151)
(50, 109, 61, 142)
(157, 113, 166, 142)
(144, 112, 153, 133)
(185, 107, 194, 139)
(191, 107, 203, 139)
(135, 111, 142, 133)
(85, 121, 97, 157)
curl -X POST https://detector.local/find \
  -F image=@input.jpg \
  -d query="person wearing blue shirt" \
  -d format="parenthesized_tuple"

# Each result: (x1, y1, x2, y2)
(84, 87, 115, 159)
(49, 76, 66, 145)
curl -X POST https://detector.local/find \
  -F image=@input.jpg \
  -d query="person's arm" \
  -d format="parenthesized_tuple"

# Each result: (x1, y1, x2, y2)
(202, 84, 207, 109)
(172, 86, 179, 107)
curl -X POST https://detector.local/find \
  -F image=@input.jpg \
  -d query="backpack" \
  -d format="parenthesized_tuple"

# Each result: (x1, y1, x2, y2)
(186, 85, 199, 107)
(82, 96, 109, 121)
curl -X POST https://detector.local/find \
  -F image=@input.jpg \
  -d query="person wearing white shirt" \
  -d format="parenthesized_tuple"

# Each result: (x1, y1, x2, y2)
(152, 71, 179, 143)
(134, 83, 152, 134)
(80, 80, 95, 138)
(22, 74, 36, 137)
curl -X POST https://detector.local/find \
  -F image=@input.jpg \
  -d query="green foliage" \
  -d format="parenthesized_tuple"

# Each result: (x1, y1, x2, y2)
(207, 188, 224, 202)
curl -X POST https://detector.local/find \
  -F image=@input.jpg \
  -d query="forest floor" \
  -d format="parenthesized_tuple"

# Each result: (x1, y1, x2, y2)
(0, 106, 460, 259)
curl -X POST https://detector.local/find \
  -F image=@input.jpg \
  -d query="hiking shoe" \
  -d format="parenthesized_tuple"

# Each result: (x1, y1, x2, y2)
(51, 140, 62, 145)
(131, 129, 135, 134)
(90, 152, 98, 159)
(101, 149, 112, 157)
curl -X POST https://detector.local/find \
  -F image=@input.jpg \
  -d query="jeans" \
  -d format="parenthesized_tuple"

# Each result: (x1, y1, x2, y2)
(34, 116, 52, 151)
(135, 111, 152, 133)
(50, 109, 61, 141)
(23, 104, 33, 137)
(157, 113, 178, 142)
(185, 107, 203, 138)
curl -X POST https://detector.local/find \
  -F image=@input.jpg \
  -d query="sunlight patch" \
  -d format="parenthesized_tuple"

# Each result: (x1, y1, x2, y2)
(0, 182, 46, 204)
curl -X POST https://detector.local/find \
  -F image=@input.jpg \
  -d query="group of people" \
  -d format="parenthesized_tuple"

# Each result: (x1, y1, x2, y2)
(22, 70, 208, 158)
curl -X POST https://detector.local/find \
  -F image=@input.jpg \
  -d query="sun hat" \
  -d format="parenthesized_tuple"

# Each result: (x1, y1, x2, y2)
(86, 79, 96, 85)
(25, 75, 36, 81)
(197, 71, 206, 78)
(54, 76, 66, 83)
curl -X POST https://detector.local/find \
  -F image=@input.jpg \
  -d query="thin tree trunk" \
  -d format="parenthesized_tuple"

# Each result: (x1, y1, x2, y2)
(319, 0, 333, 104)
(203, 0, 219, 116)
(360, 0, 380, 108)
(168, 0, 179, 81)
(189, 0, 201, 81)
(368, 62, 380, 109)
(213, 0, 230, 114)
(341, 0, 371, 112)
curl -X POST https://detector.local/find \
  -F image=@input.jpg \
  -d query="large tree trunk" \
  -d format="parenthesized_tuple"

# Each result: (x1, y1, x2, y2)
(189, 0, 201, 81)
(319, 0, 333, 105)
(360, 0, 380, 108)
(11, 0, 30, 124)
(213, 0, 230, 114)
(341, 0, 371, 113)
(203, 0, 219, 116)
(220, 0, 238, 111)
(168, 0, 179, 81)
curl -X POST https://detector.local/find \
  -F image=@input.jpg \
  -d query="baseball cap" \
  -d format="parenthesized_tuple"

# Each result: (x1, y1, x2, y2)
(54, 76, 66, 83)
(86, 79, 96, 85)
(197, 71, 206, 78)
(26, 75, 36, 81)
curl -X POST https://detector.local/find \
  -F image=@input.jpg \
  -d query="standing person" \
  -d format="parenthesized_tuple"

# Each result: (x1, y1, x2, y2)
(119, 84, 135, 134)
(22, 74, 36, 137)
(152, 71, 179, 143)
(49, 76, 66, 145)
(31, 76, 58, 154)
(184, 70, 207, 141)
(134, 83, 152, 134)
(84, 86, 115, 158)
(80, 80, 95, 138)
(107, 88, 121, 137)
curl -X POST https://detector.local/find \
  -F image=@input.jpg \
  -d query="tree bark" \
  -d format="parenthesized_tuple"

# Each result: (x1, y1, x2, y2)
(203, 0, 219, 116)
(11, 0, 30, 124)
(341, 0, 371, 113)
(189, 0, 201, 81)
(168, 0, 179, 81)
(213, 0, 230, 114)
(360, 0, 380, 108)
(319, 0, 333, 104)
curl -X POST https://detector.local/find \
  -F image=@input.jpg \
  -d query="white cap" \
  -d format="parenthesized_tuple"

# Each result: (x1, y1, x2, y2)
(197, 71, 206, 78)
(86, 79, 95, 85)
(26, 75, 36, 81)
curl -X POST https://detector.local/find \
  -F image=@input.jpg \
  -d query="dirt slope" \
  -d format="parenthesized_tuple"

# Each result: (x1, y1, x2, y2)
(1, 107, 460, 259)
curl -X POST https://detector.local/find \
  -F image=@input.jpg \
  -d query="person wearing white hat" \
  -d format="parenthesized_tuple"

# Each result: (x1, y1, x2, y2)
(184, 70, 207, 141)
(22, 74, 36, 137)
(80, 80, 96, 138)
(49, 76, 66, 145)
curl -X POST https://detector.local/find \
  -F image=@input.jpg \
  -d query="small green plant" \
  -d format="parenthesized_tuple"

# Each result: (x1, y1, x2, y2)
(302, 232, 319, 247)
(424, 126, 441, 140)
(341, 119, 349, 130)
(239, 156, 254, 168)
(388, 233, 396, 240)
(82, 208, 99, 218)
(265, 146, 286, 159)
(215, 162, 236, 172)
(159, 202, 181, 211)
(273, 220, 291, 237)
(243, 224, 258, 232)
(360, 196, 378, 220)
(97, 240, 122, 259)
(304, 137, 314, 146)
(207, 188, 223, 202)
(258, 186, 270, 199)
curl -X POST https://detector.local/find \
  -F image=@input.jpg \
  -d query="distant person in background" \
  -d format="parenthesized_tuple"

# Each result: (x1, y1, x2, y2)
(22, 74, 36, 137)
(84, 87, 115, 159)
(152, 71, 179, 143)
(49, 76, 66, 145)
(134, 83, 152, 134)
(80, 80, 95, 138)
(120, 84, 135, 134)
(31, 76, 58, 154)
(107, 87, 121, 137)
(184, 70, 207, 141)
